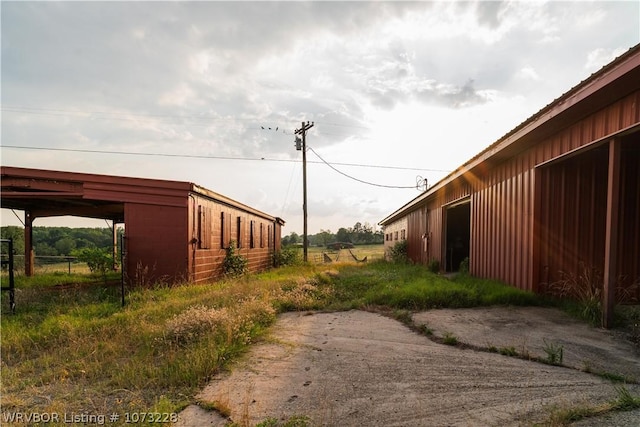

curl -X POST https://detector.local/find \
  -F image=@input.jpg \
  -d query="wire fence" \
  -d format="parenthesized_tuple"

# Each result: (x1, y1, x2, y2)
(1, 255, 92, 275)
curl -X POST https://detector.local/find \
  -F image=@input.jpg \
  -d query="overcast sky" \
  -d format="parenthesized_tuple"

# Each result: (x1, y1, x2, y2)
(1, 1, 639, 235)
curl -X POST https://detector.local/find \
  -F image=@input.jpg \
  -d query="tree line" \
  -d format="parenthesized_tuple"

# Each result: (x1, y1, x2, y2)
(1, 221, 384, 258)
(1, 226, 114, 257)
(282, 222, 384, 247)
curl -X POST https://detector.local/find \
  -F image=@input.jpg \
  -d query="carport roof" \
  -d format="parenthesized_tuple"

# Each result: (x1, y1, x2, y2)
(1, 166, 283, 224)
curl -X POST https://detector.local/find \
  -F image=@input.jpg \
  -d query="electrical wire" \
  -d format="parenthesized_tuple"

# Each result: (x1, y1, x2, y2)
(307, 146, 425, 189)
(1, 144, 447, 173)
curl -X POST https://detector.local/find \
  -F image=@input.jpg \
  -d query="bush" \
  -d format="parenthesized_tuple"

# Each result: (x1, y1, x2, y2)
(72, 247, 114, 276)
(427, 259, 440, 273)
(273, 247, 302, 267)
(223, 240, 248, 277)
(459, 257, 469, 275)
(388, 240, 409, 263)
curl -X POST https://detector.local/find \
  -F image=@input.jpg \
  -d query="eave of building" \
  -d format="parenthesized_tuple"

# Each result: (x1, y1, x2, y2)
(1, 166, 284, 225)
(190, 183, 281, 223)
(379, 43, 640, 227)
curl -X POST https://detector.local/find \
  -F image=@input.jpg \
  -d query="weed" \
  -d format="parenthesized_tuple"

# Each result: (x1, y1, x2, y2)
(417, 323, 433, 336)
(458, 257, 469, 275)
(253, 415, 310, 427)
(498, 346, 518, 357)
(548, 404, 601, 425)
(545, 386, 640, 425)
(542, 339, 564, 365)
(549, 263, 603, 326)
(597, 371, 629, 383)
(392, 309, 413, 325)
(611, 385, 640, 410)
(442, 332, 458, 346)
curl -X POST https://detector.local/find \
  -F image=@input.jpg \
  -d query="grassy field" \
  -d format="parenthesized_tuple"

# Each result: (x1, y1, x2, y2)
(1, 258, 633, 426)
(300, 243, 385, 264)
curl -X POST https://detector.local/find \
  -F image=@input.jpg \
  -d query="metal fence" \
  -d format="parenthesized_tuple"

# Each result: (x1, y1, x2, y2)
(2, 255, 91, 275)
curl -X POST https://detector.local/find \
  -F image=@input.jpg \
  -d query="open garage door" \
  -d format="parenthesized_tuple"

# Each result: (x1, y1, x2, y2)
(445, 199, 470, 272)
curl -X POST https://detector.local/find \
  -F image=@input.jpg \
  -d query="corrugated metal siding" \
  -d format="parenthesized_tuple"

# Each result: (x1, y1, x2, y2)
(617, 143, 640, 299)
(396, 88, 639, 298)
(124, 203, 189, 284)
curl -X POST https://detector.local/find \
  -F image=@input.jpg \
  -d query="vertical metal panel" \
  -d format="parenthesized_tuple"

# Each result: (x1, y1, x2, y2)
(125, 203, 189, 284)
(398, 89, 639, 299)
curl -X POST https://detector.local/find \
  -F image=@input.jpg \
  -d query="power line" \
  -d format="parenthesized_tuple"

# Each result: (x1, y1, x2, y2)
(1, 144, 448, 173)
(308, 146, 427, 189)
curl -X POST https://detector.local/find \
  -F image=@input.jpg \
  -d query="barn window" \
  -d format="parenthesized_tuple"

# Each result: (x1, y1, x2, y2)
(250, 220, 255, 248)
(221, 212, 231, 248)
(198, 205, 212, 249)
(236, 216, 244, 248)
(259, 223, 265, 248)
(268, 224, 272, 248)
(394, 231, 398, 241)
(401, 229, 406, 240)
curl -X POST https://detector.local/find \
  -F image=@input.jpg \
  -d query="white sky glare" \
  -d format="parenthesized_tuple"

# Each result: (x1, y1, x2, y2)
(1, 1, 639, 235)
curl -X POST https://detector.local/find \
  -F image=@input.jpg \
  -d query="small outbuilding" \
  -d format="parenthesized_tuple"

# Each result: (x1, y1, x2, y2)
(1, 166, 284, 284)
(380, 44, 640, 326)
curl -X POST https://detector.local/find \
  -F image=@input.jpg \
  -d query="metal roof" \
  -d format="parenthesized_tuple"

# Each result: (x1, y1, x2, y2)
(1, 166, 283, 224)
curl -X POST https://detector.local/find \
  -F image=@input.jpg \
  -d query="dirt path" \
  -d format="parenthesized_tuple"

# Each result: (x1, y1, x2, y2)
(176, 308, 639, 426)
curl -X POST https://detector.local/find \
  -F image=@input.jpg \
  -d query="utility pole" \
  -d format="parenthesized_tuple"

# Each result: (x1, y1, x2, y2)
(295, 121, 314, 262)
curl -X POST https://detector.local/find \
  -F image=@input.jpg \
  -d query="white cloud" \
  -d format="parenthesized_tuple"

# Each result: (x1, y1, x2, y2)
(585, 47, 628, 72)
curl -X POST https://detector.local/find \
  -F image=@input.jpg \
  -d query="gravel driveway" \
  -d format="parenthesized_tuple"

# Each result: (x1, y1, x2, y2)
(176, 308, 639, 426)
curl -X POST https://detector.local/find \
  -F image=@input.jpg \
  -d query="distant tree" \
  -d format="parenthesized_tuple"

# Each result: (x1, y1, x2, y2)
(336, 227, 350, 243)
(289, 232, 300, 245)
(0, 226, 25, 255)
(316, 229, 332, 246)
(55, 237, 76, 256)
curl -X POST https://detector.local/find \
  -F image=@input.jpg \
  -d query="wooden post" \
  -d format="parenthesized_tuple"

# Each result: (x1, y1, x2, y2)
(24, 211, 35, 276)
(603, 138, 621, 329)
(112, 221, 118, 271)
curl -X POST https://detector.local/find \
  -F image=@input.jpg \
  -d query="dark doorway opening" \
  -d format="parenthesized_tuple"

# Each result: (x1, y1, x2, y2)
(446, 201, 470, 272)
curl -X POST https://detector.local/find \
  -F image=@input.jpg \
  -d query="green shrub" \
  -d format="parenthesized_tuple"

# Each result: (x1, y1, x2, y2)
(72, 247, 114, 277)
(273, 247, 302, 267)
(223, 240, 248, 277)
(388, 240, 409, 263)
(427, 258, 440, 273)
(459, 257, 469, 275)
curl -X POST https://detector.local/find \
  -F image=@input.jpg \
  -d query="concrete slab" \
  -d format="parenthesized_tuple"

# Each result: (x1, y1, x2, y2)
(175, 309, 640, 426)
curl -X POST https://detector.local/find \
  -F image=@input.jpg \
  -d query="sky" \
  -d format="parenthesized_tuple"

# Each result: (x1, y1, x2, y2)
(1, 1, 639, 236)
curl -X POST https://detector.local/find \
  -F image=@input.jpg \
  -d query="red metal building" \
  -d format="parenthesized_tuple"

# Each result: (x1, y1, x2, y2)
(380, 44, 640, 326)
(1, 167, 284, 284)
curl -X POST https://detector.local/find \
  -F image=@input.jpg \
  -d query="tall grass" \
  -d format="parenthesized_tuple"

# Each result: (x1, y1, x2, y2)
(327, 260, 540, 310)
(1, 260, 541, 425)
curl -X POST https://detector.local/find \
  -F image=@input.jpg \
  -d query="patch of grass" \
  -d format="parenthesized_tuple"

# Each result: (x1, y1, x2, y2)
(498, 346, 518, 357)
(252, 415, 311, 427)
(546, 385, 640, 425)
(611, 384, 640, 410)
(391, 309, 413, 325)
(542, 339, 564, 365)
(327, 261, 541, 311)
(597, 371, 630, 383)
(442, 332, 458, 346)
(417, 323, 433, 336)
(1, 267, 334, 421)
